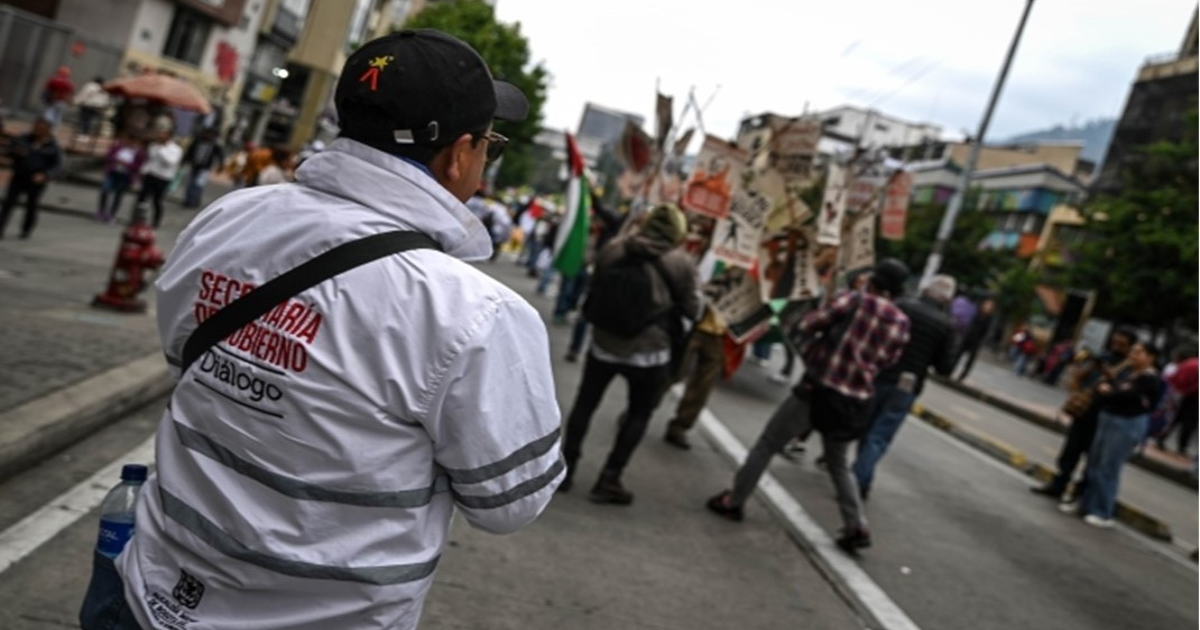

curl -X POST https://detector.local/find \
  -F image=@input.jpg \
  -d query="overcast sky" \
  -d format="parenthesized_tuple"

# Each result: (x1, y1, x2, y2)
(494, 0, 1197, 144)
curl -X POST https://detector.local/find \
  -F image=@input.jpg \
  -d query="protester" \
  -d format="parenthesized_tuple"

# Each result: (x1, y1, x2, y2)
(953, 295, 995, 381)
(707, 258, 911, 555)
(79, 30, 560, 630)
(949, 291, 976, 342)
(1031, 328, 1136, 502)
(0, 118, 61, 239)
(240, 143, 275, 186)
(96, 132, 145, 223)
(560, 203, 701, 504)
(131, 126, 181, 228)
(73, 76, 110, 137)
(661, 303, 726, 449)
(180, 127, 226, 208)
(41, 66, 75, 127)
(1067, 343, 1161, 527)
(852, 274, 957, 500)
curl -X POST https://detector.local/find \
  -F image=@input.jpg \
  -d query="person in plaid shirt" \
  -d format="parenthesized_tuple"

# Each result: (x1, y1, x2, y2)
(707, 258, 911, 555)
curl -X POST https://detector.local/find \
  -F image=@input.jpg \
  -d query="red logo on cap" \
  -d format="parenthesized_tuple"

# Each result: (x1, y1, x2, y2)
(359, 55, 394, 92)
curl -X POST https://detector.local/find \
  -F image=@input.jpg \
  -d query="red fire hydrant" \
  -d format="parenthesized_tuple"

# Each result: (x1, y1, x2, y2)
(92, 221, 165, 313)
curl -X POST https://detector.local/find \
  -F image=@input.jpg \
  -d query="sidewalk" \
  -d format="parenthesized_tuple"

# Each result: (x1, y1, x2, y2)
(934, 353, 1197, 488)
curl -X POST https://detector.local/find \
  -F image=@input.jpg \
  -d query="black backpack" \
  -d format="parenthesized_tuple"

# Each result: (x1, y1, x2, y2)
(583, 252, 675, 338)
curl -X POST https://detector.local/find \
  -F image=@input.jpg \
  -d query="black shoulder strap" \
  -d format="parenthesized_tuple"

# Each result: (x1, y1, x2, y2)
(179, 230, 441, 373)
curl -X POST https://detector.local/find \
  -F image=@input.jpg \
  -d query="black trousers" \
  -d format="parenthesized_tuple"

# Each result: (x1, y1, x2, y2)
(134, 174, 171, 227)
(1048, 402, 1100, 497)
(0, 175, 46, 237)
(562, 354, 670, 477)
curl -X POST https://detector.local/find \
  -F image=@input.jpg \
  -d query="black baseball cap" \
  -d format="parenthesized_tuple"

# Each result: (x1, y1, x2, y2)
(334, 29, 529, 152)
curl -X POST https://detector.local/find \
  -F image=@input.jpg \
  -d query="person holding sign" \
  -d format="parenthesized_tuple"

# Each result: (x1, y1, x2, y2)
(706, 259, 911, 555)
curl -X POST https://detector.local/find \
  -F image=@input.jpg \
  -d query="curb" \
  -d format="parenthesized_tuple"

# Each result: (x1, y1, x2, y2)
(910, 403, 1181, 547)
(0, 353, 171, 483)
(929, 374, 1198, 490)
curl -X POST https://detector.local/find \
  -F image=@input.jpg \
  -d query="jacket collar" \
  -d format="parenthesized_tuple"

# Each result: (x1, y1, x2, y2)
(293, 138, 492, 261)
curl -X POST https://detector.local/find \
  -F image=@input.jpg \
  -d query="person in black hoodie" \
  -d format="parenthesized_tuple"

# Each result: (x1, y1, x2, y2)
(852, 274, 957, 500)
(1071, 342, 1161, 528)
(0, 118, 61, 239)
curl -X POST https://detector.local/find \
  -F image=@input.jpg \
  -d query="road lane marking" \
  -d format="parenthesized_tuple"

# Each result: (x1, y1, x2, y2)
(680, 385, 923, 630)
(0, 437, 155, 575)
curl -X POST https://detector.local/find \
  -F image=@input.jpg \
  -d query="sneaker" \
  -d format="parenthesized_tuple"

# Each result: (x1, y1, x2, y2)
(664, 428, 691, 450)
(836, 527, 872, 555)
(556, 466, 574, 494)
(705, 491, 744, 522)
(1083, 514, 1115, 528)
(1058, 500, 1081, 515)
(589, 474, 633, 505)
(1029, 484, 1063, 499)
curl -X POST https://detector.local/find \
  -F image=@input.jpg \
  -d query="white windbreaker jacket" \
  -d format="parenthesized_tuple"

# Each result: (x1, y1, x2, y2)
(118, 138, 564, 629)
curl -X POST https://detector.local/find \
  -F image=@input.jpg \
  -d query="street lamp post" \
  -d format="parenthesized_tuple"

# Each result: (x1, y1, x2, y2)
(920, 0, 1036, 286)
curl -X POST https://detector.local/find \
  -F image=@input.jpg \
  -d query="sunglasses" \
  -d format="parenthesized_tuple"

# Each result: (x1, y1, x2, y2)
(474, 130, 508, 162)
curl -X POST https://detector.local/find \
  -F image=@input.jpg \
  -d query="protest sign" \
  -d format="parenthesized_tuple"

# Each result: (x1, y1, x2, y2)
(758, 227, 822, 302)
(711, 190, 770, 268)
(816, 162, 847, 245)
(769, 116, 822, 183)
(703, 265, 773, 342)
(840, 213, 876, 273)
(880, 171, 912, 240)
(682, 135, 749, 219)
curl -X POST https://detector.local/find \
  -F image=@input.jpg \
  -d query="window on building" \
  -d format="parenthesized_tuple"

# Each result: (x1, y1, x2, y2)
(163, 7, 212, 65)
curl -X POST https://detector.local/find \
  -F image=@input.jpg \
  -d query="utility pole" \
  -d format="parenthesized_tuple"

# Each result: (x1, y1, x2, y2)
(921, 0, 1036, 285)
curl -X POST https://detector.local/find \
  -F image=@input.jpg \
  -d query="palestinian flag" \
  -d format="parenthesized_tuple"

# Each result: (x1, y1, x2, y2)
(553, 132, 591, 276)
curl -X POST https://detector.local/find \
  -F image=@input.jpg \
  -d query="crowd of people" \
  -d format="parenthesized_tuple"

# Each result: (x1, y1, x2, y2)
(9, 29, 1186, 630)
(0, 66, 310, 239)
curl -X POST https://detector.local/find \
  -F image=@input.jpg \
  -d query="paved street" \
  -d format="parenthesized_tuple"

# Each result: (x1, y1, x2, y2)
(0, 176, 1195, 629)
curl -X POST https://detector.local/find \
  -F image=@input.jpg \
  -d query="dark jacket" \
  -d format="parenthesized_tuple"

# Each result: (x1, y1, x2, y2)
(8, 133, 62, 179)
(878, 295, 955, 395)
(182, 138, 225, 171)
(1098, 369, 1161, 417)
(591, 233, 701, 358)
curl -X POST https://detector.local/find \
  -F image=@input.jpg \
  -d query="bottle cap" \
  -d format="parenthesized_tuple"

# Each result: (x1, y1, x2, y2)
(120, 464, 149, 482)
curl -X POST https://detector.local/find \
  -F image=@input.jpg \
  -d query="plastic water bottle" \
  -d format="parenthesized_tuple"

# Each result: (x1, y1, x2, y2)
(95, 464, 148, 559)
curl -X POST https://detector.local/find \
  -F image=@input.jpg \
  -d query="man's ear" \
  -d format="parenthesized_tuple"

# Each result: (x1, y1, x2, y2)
(432, 133, 476, 185)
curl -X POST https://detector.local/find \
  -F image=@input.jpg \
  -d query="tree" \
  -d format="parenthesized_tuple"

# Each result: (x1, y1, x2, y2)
(1065, 109, 1199, 332)
(876, 189, 1013, 291)
(403, 0, 549, 188)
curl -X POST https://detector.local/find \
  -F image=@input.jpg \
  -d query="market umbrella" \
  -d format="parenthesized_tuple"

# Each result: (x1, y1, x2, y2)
(103, 74, 212, 114)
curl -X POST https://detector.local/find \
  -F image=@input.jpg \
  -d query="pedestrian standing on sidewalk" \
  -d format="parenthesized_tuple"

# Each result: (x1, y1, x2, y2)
(40, 66, 75, 127)
(852, 274, 957, 500)
(560, 203, 701, 504)
(180, 127, 225, 208)
(1157, 346, 1198, 455)
(1031, 328, 1136, 502)
(73, 76, 110, 138)
(0, 118, 61, 239)
(707, 259, 911, 555)
(96, 132, 145, 223)
(1069, 343, 1161, 528)
(953, 295, 995, 381)
(80, 30, 561, 630)
(131, 126, 181, 227)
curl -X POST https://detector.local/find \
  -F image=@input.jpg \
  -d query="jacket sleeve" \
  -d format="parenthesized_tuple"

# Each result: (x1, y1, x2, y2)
(422, 293, 564, 534)
(665, 250, 702, 321)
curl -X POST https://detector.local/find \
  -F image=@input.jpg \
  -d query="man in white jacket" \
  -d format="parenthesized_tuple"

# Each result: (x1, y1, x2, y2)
(80, 30, 563, 630)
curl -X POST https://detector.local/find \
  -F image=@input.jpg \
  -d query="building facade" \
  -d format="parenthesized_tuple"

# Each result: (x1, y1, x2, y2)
(1093, 10, 1199, 194)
